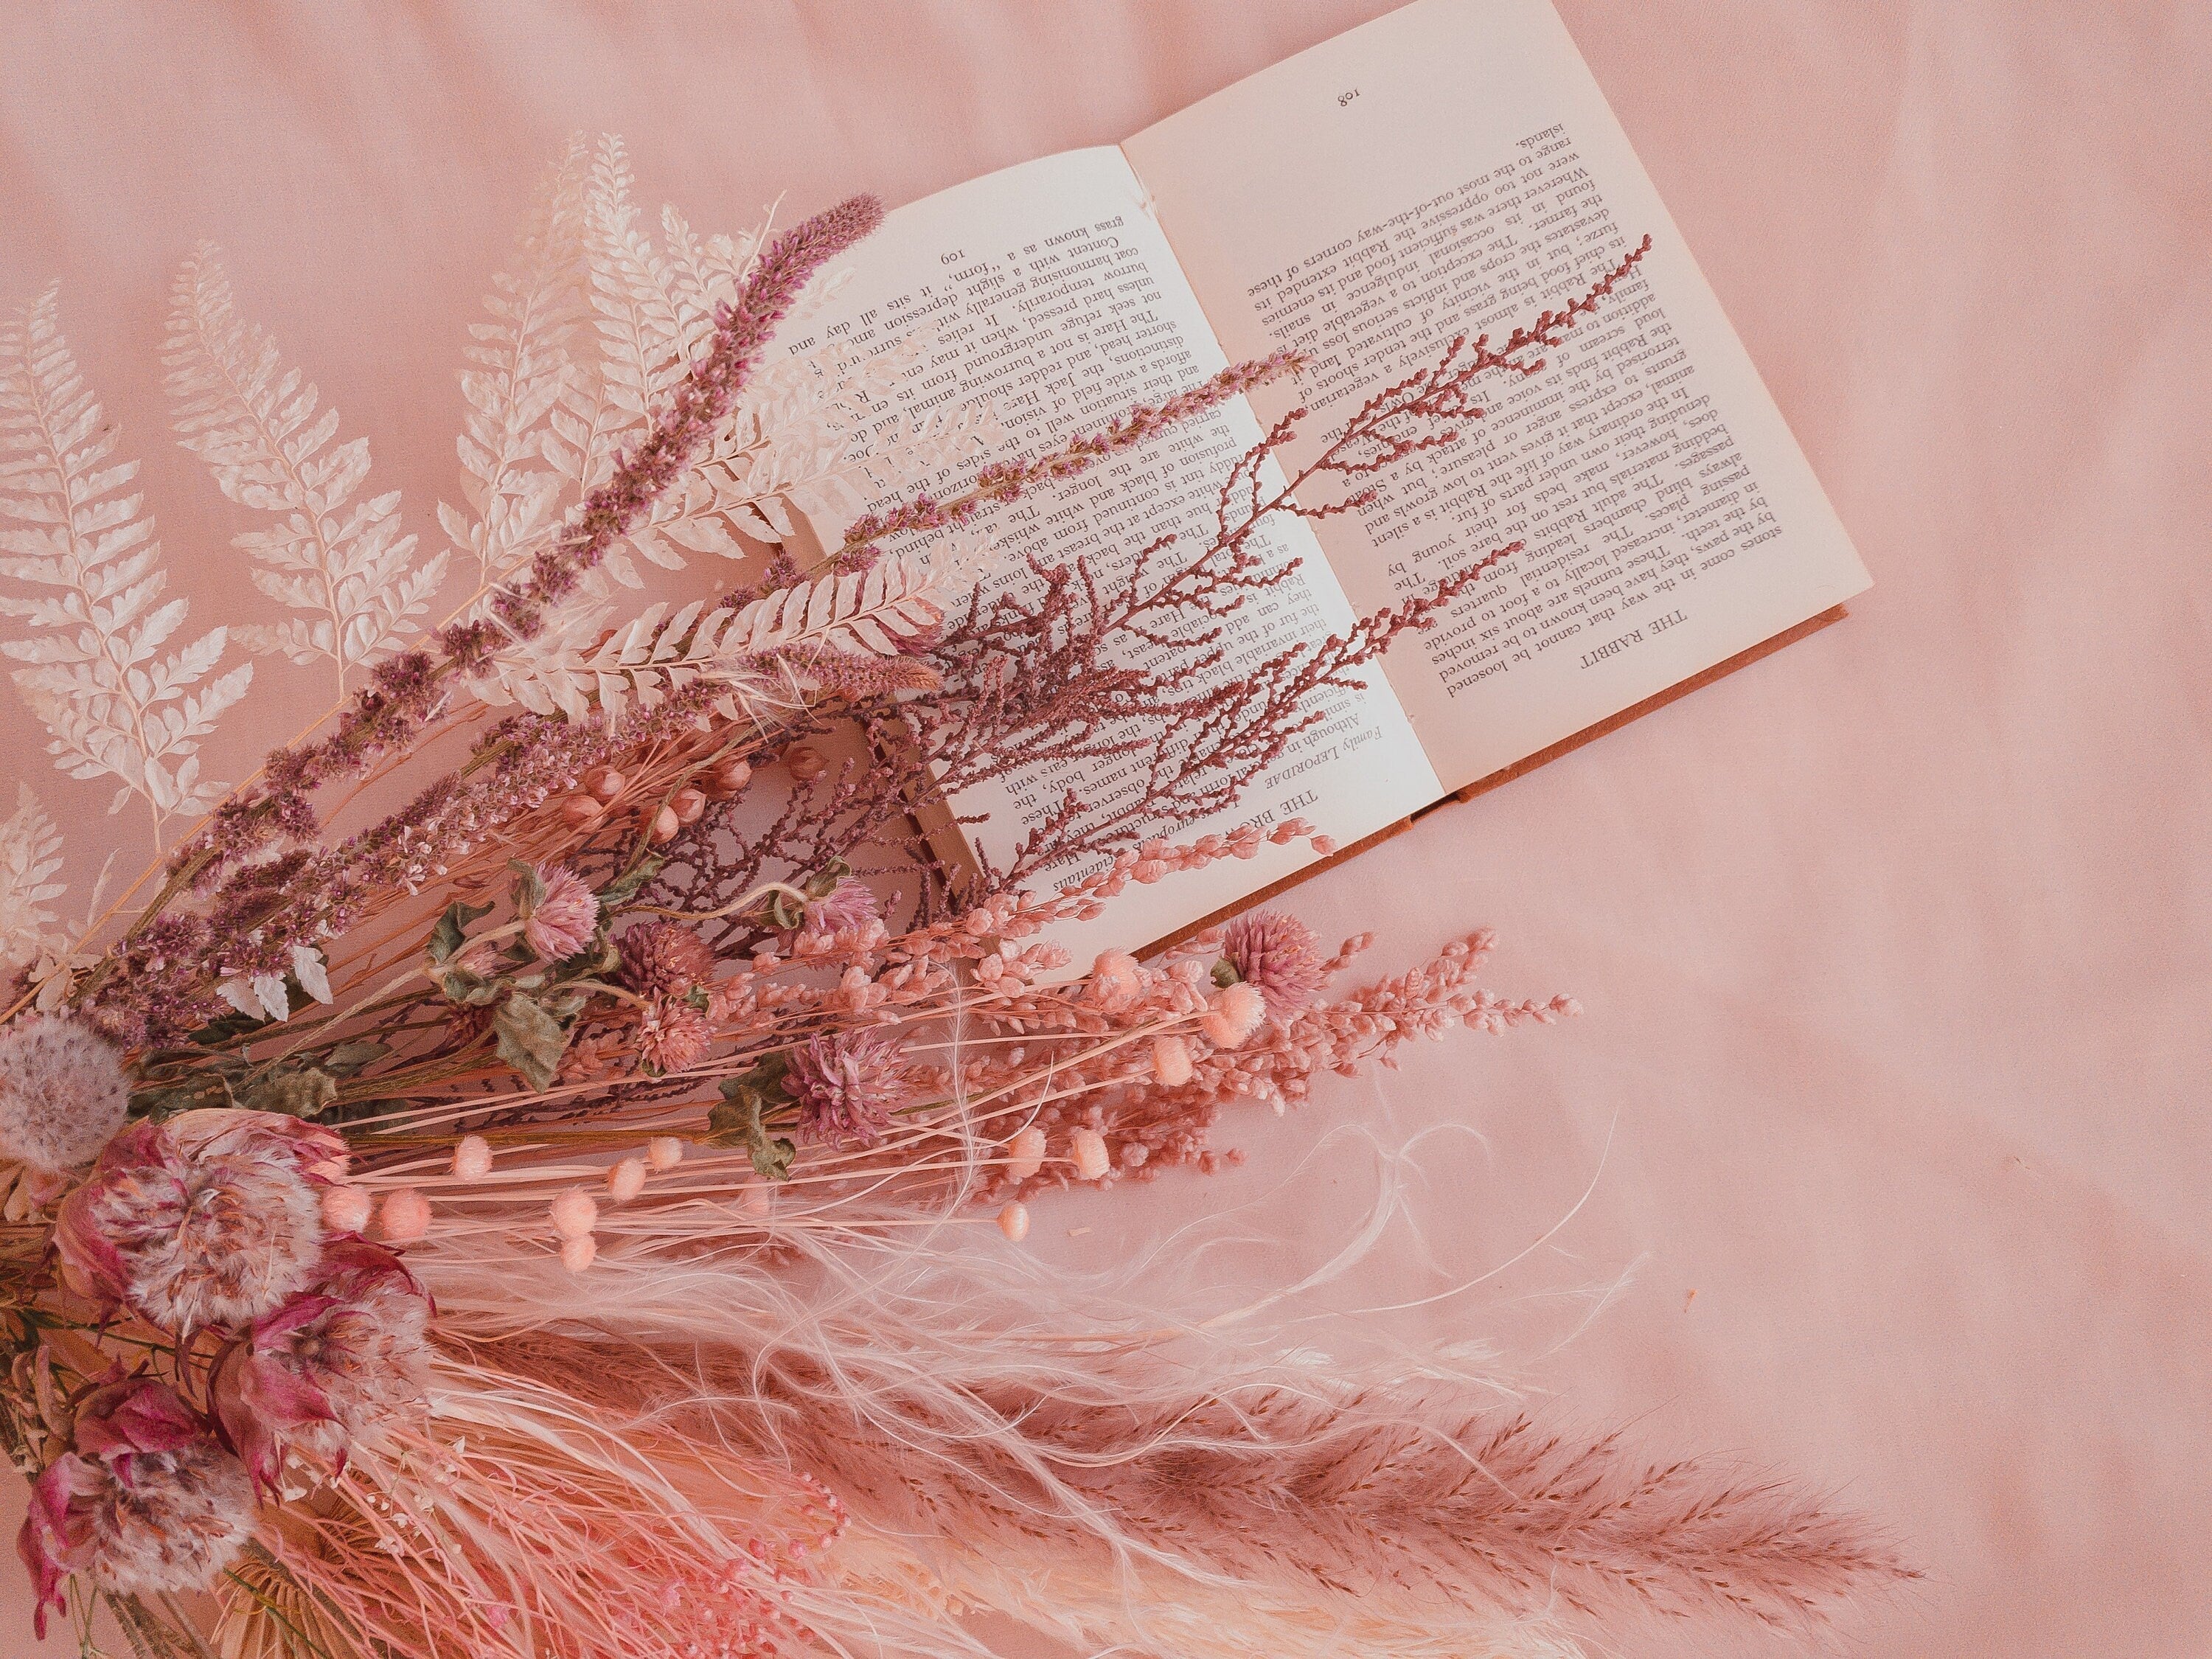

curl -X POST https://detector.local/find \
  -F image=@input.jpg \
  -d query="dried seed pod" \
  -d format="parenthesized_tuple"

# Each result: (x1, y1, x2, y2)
(672, 787, 707, 825)
(704, 757, 752, 799)
(785, 745, 827, 782)
(558, 794, 604, 827)
(584, 766, 626, 802)
(648, 805, 681, 844)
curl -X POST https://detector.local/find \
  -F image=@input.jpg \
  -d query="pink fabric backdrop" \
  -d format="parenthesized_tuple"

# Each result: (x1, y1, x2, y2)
(2, 2, 2207, 1653)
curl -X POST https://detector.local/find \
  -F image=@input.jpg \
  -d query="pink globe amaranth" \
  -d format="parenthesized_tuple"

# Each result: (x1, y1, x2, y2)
(788, 1029, 912, 1146)
(521, 862, 599, 960)
(618, 920, 718, 1000)
(1219, 909, 1327, 1020)
(213, 1237, 434, 1497)
(18, 1377, 254, 1635)
(55, 1110, 345, 1333)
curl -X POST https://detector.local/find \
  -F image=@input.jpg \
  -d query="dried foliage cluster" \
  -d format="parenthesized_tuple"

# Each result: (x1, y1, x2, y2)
(0, 137, 1903, 1659)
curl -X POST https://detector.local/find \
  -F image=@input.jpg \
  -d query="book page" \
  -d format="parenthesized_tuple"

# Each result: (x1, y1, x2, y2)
(777, 149, 1439, 959)
(1124, 0, 1871, 793)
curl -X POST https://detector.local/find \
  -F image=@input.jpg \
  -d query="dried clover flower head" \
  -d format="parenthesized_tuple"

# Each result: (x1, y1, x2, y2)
(789, 1030, 912, 1145)
(799, 877, 880, 938)
(0, 1014, 128, 1175)
(635, 998, 714, 1076)
(1218, 910, 1326, 1019)
(19, 1378, 255, 1633)
(213, 1238, 434, 1495)
(521, 863, 599, 960)
(619, 920, 718, 999)
(55, 1112, 339, 1332)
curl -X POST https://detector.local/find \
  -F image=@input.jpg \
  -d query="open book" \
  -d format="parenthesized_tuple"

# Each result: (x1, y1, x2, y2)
(776, 0, 1871, 961)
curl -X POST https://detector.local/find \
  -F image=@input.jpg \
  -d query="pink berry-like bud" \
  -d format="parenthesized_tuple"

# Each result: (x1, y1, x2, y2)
(1004, 1125, 1046, 1183)
(453, 1135, 493, 1182)
(380, 1189, 431, 1243)
(644, 1136, 685, 1172)
(560, 1234, 598, 1273)
(1151, 1034, 1194, 1088)
(585, 767, 626, 802)
(672, 787, 708, 826)
(1069, 1127, 1110, 1181)
(559, 794, 604, 827)
(550, 1189, 598, 1241)
(997, 1202, 1030, 1243)
(322, 1185, 373, 1234)
(608, 1156, 647, 1203)
(648, 806, 681, 844)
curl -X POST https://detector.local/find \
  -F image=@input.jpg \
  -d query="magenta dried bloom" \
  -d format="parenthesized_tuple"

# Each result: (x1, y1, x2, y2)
(1220, 910, 1328, 1019)
(213, 1237, 433, 1495)
(17, 1378, 254, 1632)
(619, 920, 718, 1000)
(788, 1029, 912, 1146)
(522, 863, 599, 960)
(55, 1111, 341, 1332)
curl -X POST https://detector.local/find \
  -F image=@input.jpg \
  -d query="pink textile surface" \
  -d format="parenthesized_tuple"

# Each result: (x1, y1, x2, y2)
(1, 2, 2205, 1654)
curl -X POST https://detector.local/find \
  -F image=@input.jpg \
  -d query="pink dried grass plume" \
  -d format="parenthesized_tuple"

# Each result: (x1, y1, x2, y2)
(55, 1111, 341, 1332)
(18, 1378, 255, 1634)
(1220, 909, 1327, 1019)
(789, 1029, 912, 1145)
(522, 863, 599, 960)
(213, 1237, 434, 1495)
(0, 1014, 128, 1177)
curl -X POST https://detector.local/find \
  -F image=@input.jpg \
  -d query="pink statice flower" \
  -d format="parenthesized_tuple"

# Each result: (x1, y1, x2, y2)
(788, 1030, 912, 1145)
(17, 1378, 255, 1634)
(521, 863, 599, 960)
(1219, 909, 1327, 1020)
(213, 1237, 434, 1495)
(0, 1015, 128, 1177)
(55, 1111, 344, 1332)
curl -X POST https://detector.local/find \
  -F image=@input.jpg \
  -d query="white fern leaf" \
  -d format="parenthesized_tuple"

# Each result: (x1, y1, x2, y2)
(164, 245, 448, 688)
(0, 285, 248, 839)
(731, 554, 945, 658)
(444, 134, 596, 591)
(0, 783, 67, 973)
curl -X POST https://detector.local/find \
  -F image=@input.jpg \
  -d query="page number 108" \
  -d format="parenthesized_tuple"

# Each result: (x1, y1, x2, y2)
(1338, 88, 1360, 107)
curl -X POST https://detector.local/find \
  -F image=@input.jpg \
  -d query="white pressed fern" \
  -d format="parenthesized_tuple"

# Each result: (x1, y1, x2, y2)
(164, 244, 448, 687)
(480, 553, 947, 724)
(0, 286, 250, 842)
(439, 134, 594, 593)
(0, 783, 66, 974)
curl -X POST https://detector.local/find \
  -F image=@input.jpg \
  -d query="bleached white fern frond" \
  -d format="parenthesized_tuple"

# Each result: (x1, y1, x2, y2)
(0, 784, 66, 974)
(164, 245, 449, 686)
(479, 554, 946, 724)
(439, 134, 594, 592)
(727, 553, 945, 656)
(0, 285, 249, 838)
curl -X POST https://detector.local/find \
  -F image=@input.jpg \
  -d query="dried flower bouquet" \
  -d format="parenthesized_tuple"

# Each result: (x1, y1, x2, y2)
(0, 139, 1904, 1658)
